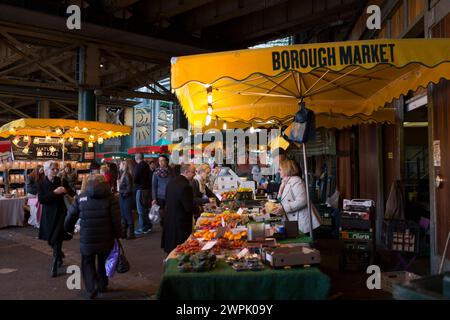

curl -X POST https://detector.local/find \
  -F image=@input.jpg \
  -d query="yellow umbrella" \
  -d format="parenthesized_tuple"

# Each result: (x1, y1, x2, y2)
(172, 38, 450, 127)
(0, 118, 131, 162)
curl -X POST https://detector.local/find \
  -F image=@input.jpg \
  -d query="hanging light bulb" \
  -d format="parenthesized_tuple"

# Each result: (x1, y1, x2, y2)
(205, 114, 212, 126)
(33, 137, 39, 144)
(77, 141, 83, 147)
(55, 128, 62, 135)
(207, 85, 213, 104)
(23, 136, 29, 142)
(207, 106, 213, 115)
(98, 137, 104, 144)
(12, 137, 20, 145)
(74, 126, 80, 131)
(22, 147, 29, 154)
(89, 134, 95, 140)
(45, 135, 51, 141)
(88, 142, 93, 148)
(59, 138, 65, 144)
(249, 124, 256, 134)
(68, 137, 74, 143)
(223, 121, 227, 130)
(107, 131, 112, 136)
(82, 127, 88, 132)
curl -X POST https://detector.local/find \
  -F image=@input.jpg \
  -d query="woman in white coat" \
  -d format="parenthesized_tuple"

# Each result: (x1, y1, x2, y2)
(273, 159, 320, 234)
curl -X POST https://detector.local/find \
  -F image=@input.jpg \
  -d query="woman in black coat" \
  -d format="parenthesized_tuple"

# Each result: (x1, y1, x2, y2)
(65, 174, 124, 299)
(161, 164, 196, 254)
(38, 160, 75, 277)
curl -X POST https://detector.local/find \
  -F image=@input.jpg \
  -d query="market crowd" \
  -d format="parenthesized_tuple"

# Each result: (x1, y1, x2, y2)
(31, 148, 314, 299)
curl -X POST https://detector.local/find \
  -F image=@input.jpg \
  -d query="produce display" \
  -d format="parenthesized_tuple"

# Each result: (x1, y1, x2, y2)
(175, 239, 202, 254)
(172, 200, 277, 272)
(264, 201, 280, 214)
(226, 253, 265, 271)
(221, 190, 236, 200)
(200, 212, 216, 217)
(177, 251, 217, 272)
(212, 238, 247, 254)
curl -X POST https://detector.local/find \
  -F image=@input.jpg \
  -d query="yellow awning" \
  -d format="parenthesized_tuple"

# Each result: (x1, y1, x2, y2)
(0, 118, 131, 141)
(171, 39, 450, 127)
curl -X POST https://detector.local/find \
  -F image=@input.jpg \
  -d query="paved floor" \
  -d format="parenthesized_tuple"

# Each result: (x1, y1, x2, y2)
(0, 225, 429, 300)
(0, 224, 167, 300)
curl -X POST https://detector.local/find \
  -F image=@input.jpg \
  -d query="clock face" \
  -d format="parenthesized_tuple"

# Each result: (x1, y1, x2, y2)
(135, 108, 151, 142)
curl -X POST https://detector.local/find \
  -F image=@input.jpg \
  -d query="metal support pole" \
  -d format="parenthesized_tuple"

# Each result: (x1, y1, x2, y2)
(439, 231, 450, 274)
(62, 139, 65, 165)
(302, 143, 314, 242)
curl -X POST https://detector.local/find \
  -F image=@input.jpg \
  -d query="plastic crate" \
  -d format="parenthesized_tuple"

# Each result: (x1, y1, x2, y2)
(381, 271, 421, 293)
(382, 220, 420, 254)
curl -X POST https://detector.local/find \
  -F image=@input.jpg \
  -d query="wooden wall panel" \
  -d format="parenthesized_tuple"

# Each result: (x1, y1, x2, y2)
(432, 13, 450, 259)
(383, 124, 399, 202)
(336, 128, 353, 201)
(358, 124, 379, 201)
(408, 0, 425, 25)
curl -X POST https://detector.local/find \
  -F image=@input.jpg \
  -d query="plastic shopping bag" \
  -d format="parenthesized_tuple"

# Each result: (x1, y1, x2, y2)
(105, 240, 119, 278)
(148, 204, 161, 224)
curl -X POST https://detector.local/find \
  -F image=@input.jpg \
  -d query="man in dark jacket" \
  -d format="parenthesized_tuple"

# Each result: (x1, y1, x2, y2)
(133, 153, 152, 235)
(65, 175, 124, 299)
(161, 164, 196, 254)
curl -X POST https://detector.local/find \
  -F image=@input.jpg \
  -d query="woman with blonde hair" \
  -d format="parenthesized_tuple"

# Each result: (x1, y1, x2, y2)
(272, 159, 320, 234)
(118, 160, 135, 239)
(191, 163, 216, 219)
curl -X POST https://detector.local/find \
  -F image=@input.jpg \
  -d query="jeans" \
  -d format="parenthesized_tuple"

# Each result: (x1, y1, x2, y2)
(119, 195, 133, 227)
(136, 189, 152, 232)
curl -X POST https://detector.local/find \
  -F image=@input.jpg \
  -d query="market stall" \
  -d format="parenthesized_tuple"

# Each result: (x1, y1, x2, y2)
(157, 199, 328, 300)
(0, 118, 131, 193)
(0, 196, 27, 228)
(171, 38, 450, 242)
(158, 258, 329, 300)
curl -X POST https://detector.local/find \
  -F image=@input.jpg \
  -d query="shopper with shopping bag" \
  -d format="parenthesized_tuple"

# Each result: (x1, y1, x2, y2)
(65, 174, 124, 299)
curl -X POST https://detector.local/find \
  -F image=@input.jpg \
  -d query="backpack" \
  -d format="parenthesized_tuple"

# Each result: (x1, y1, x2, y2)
(287, 102, 316, 143)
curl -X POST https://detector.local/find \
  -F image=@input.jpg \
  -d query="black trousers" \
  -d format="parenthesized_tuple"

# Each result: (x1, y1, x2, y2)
(81, 253, 109, 293)
(52, 242, 62, 258)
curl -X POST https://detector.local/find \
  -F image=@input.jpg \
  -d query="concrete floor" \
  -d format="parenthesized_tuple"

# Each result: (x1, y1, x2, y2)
(0, 224, 166, 300)
(0, 225, 430, 300)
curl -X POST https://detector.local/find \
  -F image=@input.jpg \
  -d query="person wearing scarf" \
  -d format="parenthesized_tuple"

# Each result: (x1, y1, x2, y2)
(152, 155, 171, 225)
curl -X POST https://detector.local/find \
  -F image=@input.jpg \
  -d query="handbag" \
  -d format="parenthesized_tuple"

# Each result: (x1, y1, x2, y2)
(105, 240, 119, 278)
(148, 204, 161, 224)
(116, 239, 130, 273)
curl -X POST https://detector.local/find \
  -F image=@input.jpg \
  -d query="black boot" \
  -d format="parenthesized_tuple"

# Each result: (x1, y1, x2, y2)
(127, 224, 136, 240)
(51, 257, 58, 277)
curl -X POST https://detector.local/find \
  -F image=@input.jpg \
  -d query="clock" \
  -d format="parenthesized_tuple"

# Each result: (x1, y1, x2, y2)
(135, 108, 151, 142)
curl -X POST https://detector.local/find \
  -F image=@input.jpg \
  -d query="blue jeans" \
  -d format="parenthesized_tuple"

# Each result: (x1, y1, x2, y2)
(119, 195, 133, 227)
(136, 189, 151, 232)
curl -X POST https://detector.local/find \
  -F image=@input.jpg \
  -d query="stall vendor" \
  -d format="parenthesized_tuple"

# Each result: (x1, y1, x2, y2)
(271, 159, 320, 234)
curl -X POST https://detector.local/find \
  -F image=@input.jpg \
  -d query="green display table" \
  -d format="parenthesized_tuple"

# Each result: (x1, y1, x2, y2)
(278, 235, 312, 244)
(157, 258, 330, 300)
